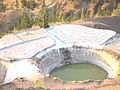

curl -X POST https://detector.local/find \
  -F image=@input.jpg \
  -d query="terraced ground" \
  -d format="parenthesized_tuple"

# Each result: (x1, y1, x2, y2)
(0, 24, 120, 89)
(0, 24, 116, 59)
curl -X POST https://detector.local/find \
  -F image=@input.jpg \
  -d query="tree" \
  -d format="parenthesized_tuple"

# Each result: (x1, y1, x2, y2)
(16, 0, 19, 8)
(38, 0, 49, 28)
(73, 0, 79, 8)
(77, 10, 81, 19)
(106, 8, 111, 16)
(59, 14, 63, 22)
(0, 2, 6, 13)
(91, 0, 94, 4)
(97, 5, 102, 16)
(85, 10, 90, 18)
(21, 10, 29, 29)
(17, 9, 33, 29)
(113, 0, 117, 9)
(21, 0, 36, 10)
(72, 10, 80, 21)
(56, 1, 60, 9)
(21, 0, 26, 8)
(51, 7, 56, 23)
(102, 9, 107, 16)
(68, 0, 72, 3)
(117, 2, 120, 10)
(104, 0, 109, 3)
(56, 1, 60, 18)
(29, 11, 33, 26)
(27, 0, 36, 10)
(81, 8, 85, 19)
(112, 3, 120, 15)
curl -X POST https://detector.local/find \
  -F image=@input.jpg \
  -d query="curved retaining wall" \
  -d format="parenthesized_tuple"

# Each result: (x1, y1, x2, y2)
(0, 61, 8, 84)
(36, 45, 120, 79)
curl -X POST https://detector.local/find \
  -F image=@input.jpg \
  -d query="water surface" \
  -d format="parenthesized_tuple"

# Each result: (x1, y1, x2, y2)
(50, 64, 108, 81)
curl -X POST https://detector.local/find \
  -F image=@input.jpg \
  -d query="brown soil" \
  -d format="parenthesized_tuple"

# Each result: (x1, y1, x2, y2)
(71, 16, 120, 34)
(1, 74, 120, 90)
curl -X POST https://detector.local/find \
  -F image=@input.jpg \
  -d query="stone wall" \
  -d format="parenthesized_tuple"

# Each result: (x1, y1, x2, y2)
(36, 45, 120, 78)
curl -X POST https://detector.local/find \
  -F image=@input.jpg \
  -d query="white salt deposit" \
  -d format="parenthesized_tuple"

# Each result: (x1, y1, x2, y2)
(4, 60, 39, 83)
(0, 24, 117, 84)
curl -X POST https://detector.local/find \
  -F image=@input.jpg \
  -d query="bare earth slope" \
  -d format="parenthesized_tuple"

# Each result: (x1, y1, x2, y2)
(71, 16, 120, 34)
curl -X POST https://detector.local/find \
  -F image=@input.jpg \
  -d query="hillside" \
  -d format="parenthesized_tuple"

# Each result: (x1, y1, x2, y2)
(71, 16, 120, 33)
(1, 0, 120, 36)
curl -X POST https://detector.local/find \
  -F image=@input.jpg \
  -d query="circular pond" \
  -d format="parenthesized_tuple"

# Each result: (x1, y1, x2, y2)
(50, 64, 108, 81)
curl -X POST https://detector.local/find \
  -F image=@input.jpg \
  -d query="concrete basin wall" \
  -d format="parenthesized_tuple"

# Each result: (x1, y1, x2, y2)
(36, 46, 119, 78)
(0, 61, 8, 84)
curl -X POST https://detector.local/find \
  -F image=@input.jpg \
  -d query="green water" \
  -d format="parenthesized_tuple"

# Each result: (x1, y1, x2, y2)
(50, 64, 108, 81)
